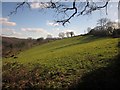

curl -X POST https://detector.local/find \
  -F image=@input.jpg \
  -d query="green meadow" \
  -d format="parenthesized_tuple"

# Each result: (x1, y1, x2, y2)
(2, 35, 119, 89)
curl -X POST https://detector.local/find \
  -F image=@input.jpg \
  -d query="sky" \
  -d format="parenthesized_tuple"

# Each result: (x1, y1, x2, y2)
(0, 1, 119, 39)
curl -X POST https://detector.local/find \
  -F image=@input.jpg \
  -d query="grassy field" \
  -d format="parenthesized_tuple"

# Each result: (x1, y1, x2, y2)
(2, 35, 119, 89)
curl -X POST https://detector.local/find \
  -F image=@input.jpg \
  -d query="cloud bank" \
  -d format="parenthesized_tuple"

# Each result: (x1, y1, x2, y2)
(1, 28, 22, 37)
(21, 28, 50, 34)
(47, 21, 59, 26)
(30, 2, 50, 9)
(0, 18, 16, 26)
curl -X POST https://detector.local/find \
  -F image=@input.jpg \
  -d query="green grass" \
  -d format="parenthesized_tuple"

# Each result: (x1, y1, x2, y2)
(3, 35, 118, 66)
(2, 35, 119, 89)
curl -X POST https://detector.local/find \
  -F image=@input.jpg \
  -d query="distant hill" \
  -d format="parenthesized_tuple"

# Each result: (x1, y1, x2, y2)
(2, 36, 60, 58)
(2, 36, 37, 57)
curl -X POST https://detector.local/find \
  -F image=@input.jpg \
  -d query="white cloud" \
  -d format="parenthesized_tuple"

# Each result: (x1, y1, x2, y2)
(1, 28, 14, 35)
(63, 29, 75, 32)
(2, 21, 16, 26)
(0, 18, 16, 26)
(1, 28, 22, 37)
(115, 19, 119, 22)
(21, 28, 50, 34)
(21, 28, 52, 38)
(30, 2, 50, 9)
(47, 21, 59, 26)
(0, 18, 8, 22)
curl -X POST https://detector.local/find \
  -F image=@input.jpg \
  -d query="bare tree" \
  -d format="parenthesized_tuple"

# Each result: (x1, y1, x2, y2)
(87, 27, 91, 33)
(9, 0, 112, 26)
(69, 31, 74, 37)
(46, 34, 52, 39)
(97, 18, 110, 30)
(58, 32, 65, 38)
(66, 32, 70, 37)
(89, 18, 119, 36)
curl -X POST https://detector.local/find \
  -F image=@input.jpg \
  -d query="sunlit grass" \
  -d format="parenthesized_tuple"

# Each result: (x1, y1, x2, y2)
(2, 35, 119, 89)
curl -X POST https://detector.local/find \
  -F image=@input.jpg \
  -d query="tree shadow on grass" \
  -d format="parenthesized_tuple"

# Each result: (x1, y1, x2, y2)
(69, 53, 120, 90)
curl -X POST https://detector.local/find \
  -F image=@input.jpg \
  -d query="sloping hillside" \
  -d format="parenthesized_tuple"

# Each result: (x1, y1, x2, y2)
(2, 36, 36, 57)
(2, 36, 60, 58)
(4, 35, 118, 64)
(3, 35, 119, 89)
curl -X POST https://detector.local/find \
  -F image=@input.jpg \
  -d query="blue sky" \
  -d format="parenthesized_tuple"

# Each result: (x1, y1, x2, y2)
(1, 1, 118, 39)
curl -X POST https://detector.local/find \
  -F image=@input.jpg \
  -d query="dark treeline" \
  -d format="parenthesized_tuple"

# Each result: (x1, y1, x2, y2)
(87, 18, 120, 37)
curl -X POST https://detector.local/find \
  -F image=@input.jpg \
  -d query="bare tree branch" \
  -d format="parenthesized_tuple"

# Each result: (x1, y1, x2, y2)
(8, 1, 31, 16)
(56, 0, 110, 25)
(8, 0, 111, 26)
(56, 0, 77, 26)
(78, 0, 89, 16)
(84, 0, 109, 15)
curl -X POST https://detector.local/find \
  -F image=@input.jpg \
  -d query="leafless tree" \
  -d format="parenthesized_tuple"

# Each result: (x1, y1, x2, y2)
(8, 0, 114, 26)
(66, 32, 70, 37)
(46, 34, 52, 39)
(97, 18, 110, 30)
(87, 27, 91, 33)
(89, 18, 119, 36)
(69, 31, 74, 37)
(58, 32, 65, 38)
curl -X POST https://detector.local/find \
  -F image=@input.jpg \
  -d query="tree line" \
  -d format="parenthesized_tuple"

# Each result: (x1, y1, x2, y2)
(87, 18, 120, 37)
(58, 31, 75, 38)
